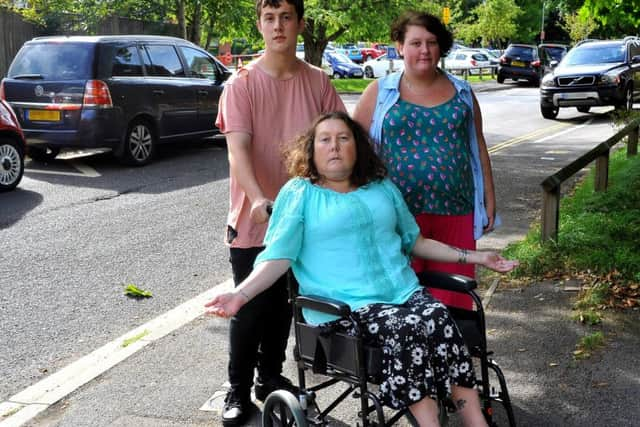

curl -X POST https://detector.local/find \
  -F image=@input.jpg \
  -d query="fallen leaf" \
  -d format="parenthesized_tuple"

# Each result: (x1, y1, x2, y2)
(124, 283, 152, 298)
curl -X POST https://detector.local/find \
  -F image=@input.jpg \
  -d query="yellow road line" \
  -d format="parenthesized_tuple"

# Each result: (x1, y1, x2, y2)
(488, 122, 570, 154)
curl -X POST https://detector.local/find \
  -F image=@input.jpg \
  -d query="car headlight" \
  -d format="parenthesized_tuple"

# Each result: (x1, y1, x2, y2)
(600, 72, 619, 85)
(541, 74, 556, 88)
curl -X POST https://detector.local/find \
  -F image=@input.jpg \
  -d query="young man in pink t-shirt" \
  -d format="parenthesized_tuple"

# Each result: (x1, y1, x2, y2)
(214, 0, 345, 424)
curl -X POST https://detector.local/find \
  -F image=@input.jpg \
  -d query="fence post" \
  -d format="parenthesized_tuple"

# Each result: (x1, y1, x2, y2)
(541, 186, 560, 243)
(628, 124, 638, 156)
(594, 151, 609, 192)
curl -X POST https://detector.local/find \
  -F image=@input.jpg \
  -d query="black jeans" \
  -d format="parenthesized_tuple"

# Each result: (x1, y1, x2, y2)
(228, 247, 292, 396)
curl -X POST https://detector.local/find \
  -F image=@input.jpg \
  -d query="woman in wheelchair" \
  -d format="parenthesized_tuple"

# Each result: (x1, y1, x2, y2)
(206, 111, 518, 426)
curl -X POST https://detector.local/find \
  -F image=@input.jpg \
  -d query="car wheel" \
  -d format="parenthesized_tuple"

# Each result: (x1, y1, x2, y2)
(577, 106, 591, 113)
(119, 118, 155, 166)
(364, 66, 374, 79)
(332, 72, 342, 79)
(497, 74, 505, 84)
(617, 85, 634, 111)
(28, 145, 60, 162)
(0, 137, 25, 192)
(541, 105, 559, 119)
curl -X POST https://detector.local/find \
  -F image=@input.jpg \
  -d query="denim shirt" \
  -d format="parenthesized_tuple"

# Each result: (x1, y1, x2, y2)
(369, 71, 499, 240)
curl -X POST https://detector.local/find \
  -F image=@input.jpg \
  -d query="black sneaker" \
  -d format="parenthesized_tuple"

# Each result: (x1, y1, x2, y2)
(222, 388, 250, 426)
(254, 374, 299, 402)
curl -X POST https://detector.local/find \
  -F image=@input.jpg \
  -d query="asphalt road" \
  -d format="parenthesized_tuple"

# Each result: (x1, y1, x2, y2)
(1, 83, 638, 426)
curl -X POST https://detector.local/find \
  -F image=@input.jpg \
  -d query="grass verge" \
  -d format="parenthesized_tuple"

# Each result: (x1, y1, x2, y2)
(500, 146, 639, 358)
(330, 75, 497, 93)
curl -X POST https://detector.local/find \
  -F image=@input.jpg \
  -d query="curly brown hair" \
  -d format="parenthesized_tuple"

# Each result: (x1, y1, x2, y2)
(284, 111, 387, 187)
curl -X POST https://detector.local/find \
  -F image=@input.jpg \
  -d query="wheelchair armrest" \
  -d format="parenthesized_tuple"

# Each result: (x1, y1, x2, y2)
(296, 295, 351, 317)
(417, 270, 477, 293)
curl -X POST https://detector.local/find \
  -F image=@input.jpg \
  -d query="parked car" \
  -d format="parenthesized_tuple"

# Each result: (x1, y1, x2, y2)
(0, 35, 231, 166)
(0, 99, 25, 192)
(473, 48, 500, 65)
(539, 43, 568, 74)
(444, 49, 491, 75)
(540, 37, 640, 119)
(336, 44, 363, 63)
(323, 52, 363, 79)
(359, 44, 386, 62)
(497, 43, 542, 85)
(362, 53, 404, 78)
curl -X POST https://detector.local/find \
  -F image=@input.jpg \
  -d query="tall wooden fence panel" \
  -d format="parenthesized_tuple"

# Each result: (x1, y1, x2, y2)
(1, 10, 180, 78)
(0, 9, 40, 78)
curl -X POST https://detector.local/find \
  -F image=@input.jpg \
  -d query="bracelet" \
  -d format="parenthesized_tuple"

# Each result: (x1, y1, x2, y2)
(237, 289, 250, 302)
(457, 248, 468, 264)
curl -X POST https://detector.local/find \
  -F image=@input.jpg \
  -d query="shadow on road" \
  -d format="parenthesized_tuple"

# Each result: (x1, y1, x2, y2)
(0, 188, 43, 228)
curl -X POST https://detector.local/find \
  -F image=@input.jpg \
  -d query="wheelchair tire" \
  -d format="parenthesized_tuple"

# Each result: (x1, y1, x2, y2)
(262, 390, 307, 427)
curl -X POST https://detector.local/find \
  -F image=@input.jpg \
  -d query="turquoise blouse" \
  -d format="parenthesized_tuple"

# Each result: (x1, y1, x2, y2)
(255, 177, 423, 325)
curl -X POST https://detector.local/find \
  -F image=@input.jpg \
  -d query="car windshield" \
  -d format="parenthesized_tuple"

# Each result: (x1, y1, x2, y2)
(330, 53, 352, 63)
(8, 42, 93, 80)
(563, 44, 625, 65)
(506, 46, 535, 60)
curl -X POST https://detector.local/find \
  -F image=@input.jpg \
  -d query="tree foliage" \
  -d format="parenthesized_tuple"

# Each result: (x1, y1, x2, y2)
(454, 0, 521, 47)
(580, 0, 640, 38)
(7, 0, 640, 55)
(299, 0, 444, 65)
(562, 11, 599, 43)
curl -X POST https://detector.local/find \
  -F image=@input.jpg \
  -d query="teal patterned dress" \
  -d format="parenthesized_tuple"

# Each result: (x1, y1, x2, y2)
(380, 94, 474, 217)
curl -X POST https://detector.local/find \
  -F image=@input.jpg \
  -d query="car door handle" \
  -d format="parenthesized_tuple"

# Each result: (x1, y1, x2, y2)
(152, 89, 164, 95)
(197, 90, 208, 96)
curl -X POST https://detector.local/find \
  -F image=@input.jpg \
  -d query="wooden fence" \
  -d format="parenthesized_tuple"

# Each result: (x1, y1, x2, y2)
(1, 9, 180, 78)
(540, 117, 640, 242)
(0, 9, 40, 79)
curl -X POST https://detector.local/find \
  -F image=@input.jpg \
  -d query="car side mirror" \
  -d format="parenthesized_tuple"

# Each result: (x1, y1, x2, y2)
(632, 55, 640, 64)
(550, 60, 559, 68)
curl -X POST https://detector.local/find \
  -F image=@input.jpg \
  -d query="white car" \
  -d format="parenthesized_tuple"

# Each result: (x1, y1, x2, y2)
(362, 53, 404, 78)
(444, 49, 491, 75)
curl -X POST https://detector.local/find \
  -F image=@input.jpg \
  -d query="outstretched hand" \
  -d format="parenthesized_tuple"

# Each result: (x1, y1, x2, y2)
(204, 291, 245, 318)
(480, 252, 519, 273)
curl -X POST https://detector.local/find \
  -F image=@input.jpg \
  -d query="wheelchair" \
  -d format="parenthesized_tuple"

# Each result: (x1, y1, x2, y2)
(261, 270, 516, 427)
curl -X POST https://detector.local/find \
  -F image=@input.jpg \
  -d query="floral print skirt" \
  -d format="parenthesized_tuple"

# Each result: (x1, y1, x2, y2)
(330, 288, 476, 409)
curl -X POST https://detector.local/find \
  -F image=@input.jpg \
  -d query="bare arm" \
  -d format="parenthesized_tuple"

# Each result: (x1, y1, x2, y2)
(411, 235, 518, 273)
(205, 259, 291, 318)
(471, 91, 497, 232)
(352, 80, 379, 132)
(226, 131, 272, 224)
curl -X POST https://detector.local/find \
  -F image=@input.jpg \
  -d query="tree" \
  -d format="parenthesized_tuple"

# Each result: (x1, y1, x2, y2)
(561, 11, 598, 43)
(454, 0, 521, 48)
(299, 0, 444, 66)
(580, 0, 640, 38)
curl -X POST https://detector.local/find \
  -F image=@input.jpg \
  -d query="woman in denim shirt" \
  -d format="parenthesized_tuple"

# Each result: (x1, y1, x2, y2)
(354, 11, 498, 309)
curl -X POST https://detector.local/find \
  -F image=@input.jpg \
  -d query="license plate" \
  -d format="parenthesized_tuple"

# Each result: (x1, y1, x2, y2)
(353, 71, 363, 76)
(511, 60, 525, 67)
(28, 109, 61, 121)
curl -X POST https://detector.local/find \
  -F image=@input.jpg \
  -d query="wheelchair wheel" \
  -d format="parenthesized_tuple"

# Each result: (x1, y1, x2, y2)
(262, 390, 307, 427)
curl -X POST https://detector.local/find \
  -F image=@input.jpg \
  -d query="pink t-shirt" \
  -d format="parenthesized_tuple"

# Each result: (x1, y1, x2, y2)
(216, 61, 346, 248)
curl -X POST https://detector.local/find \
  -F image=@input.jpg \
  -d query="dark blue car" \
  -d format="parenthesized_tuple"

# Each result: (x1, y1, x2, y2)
(323, 52, 363, 79)
(0, 35, 231, 165)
